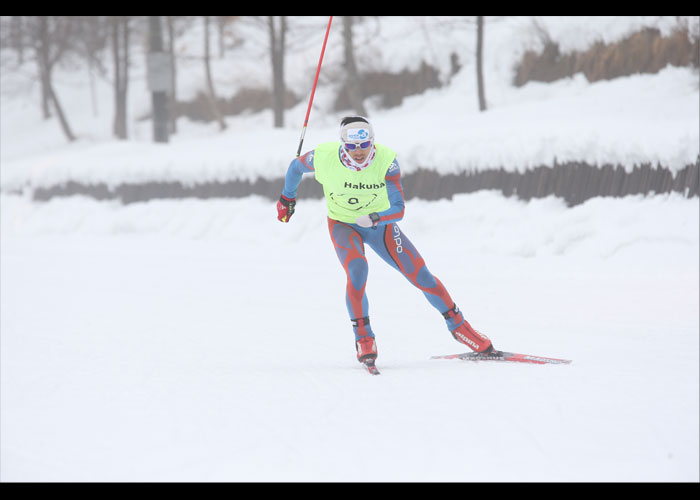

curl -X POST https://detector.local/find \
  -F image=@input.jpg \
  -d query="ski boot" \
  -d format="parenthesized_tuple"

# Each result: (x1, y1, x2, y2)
(352, 316, 378, 363)
(442, 304, 497, 354)
(355, 335, 377, 363)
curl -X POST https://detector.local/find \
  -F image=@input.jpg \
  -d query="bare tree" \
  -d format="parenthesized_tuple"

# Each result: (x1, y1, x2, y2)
(476, 16, 487, 112)
(35, 16, 76, 141)
(166, 16, 178, 134)
(343, 16, 367, 116)
(216, 16, 230, 58)
(268, 16, 286, 128)
(148, 16, 170, 143)
(111, 16, 130, 139)
(203, 16, 227, 131)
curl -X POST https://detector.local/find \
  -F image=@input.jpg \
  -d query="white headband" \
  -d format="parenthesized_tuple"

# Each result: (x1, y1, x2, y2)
(340, 120, 374, 143)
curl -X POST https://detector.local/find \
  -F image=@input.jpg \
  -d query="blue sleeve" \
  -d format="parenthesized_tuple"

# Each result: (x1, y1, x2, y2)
(281, 150, 315, 199)
(375, 157, 405, 225)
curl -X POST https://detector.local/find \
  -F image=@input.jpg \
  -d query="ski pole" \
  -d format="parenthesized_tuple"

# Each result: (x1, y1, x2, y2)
(296, 16, 333, 158)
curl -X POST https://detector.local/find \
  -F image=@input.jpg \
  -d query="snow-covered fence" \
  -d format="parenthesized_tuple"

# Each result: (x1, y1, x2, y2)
(30, 160, 699, 207)
(403, 160, 699, 206)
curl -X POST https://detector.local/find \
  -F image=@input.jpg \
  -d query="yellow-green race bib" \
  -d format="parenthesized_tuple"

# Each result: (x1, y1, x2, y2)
(313, 141, 396, 223)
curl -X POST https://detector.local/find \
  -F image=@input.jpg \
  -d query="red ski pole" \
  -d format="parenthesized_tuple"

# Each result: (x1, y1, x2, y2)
(296, 16, 333, 158)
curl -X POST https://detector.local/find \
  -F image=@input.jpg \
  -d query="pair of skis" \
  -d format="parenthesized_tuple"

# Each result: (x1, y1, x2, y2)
(361, 350, 571, 375)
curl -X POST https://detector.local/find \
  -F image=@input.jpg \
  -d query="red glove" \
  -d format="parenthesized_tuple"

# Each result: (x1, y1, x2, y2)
(277, 195, 296, 222)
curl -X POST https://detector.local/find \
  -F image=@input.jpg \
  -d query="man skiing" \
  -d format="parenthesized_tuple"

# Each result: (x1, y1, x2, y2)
(277, 116, 498, 368)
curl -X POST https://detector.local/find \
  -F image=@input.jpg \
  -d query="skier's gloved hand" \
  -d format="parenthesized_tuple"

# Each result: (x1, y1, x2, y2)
(277, 195, 296, 222)
(356, 212, 380, 228)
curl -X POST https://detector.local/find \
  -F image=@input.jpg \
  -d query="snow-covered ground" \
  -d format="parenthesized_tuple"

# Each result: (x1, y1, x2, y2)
(1, 16, 698, 482)
(1, 192, 697, 482)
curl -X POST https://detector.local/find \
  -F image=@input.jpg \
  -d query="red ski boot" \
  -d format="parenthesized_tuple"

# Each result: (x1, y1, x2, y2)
(355, 335, 378, 363)
(443, 304, 494, 353)
(352, 317, 378, 363)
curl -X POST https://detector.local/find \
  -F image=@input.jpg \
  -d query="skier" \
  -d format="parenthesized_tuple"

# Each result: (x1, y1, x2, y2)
(277, 116, 499, 367)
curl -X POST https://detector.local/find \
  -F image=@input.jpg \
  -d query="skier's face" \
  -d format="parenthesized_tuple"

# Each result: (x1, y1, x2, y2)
(344, 141, 372, 163)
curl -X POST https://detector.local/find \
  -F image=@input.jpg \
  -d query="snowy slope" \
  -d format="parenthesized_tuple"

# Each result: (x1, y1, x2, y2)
(0, 16, 698, 482)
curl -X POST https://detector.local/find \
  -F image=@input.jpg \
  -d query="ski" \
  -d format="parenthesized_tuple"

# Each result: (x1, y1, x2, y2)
(362, 359, 381, 375)
(431, 351, 571, 365)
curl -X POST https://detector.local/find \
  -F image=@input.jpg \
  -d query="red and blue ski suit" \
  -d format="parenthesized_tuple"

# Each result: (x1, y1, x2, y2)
(282, 146, 491, 352)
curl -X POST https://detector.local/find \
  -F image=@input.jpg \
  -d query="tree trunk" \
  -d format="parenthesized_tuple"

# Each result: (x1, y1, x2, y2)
(47, 76, 76, 141)
(203, 16, 227, 131)
(269, 16, 286, 128)
(111, 18, 120, 135)
(217, 16, 226, 58)
(149, 16, 170, 143)
(476, 16, 487, 112)
(36, 17, 51, 119)
(166, 16, 177, 134)
(37, 16, 75, 141)
(112, 16, 129, 139)
(343, 16, 367, 116)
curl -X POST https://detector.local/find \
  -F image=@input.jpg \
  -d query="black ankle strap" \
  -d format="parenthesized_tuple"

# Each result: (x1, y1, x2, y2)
(351, 316, 370, 327)
(441, 304, 460, 319)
